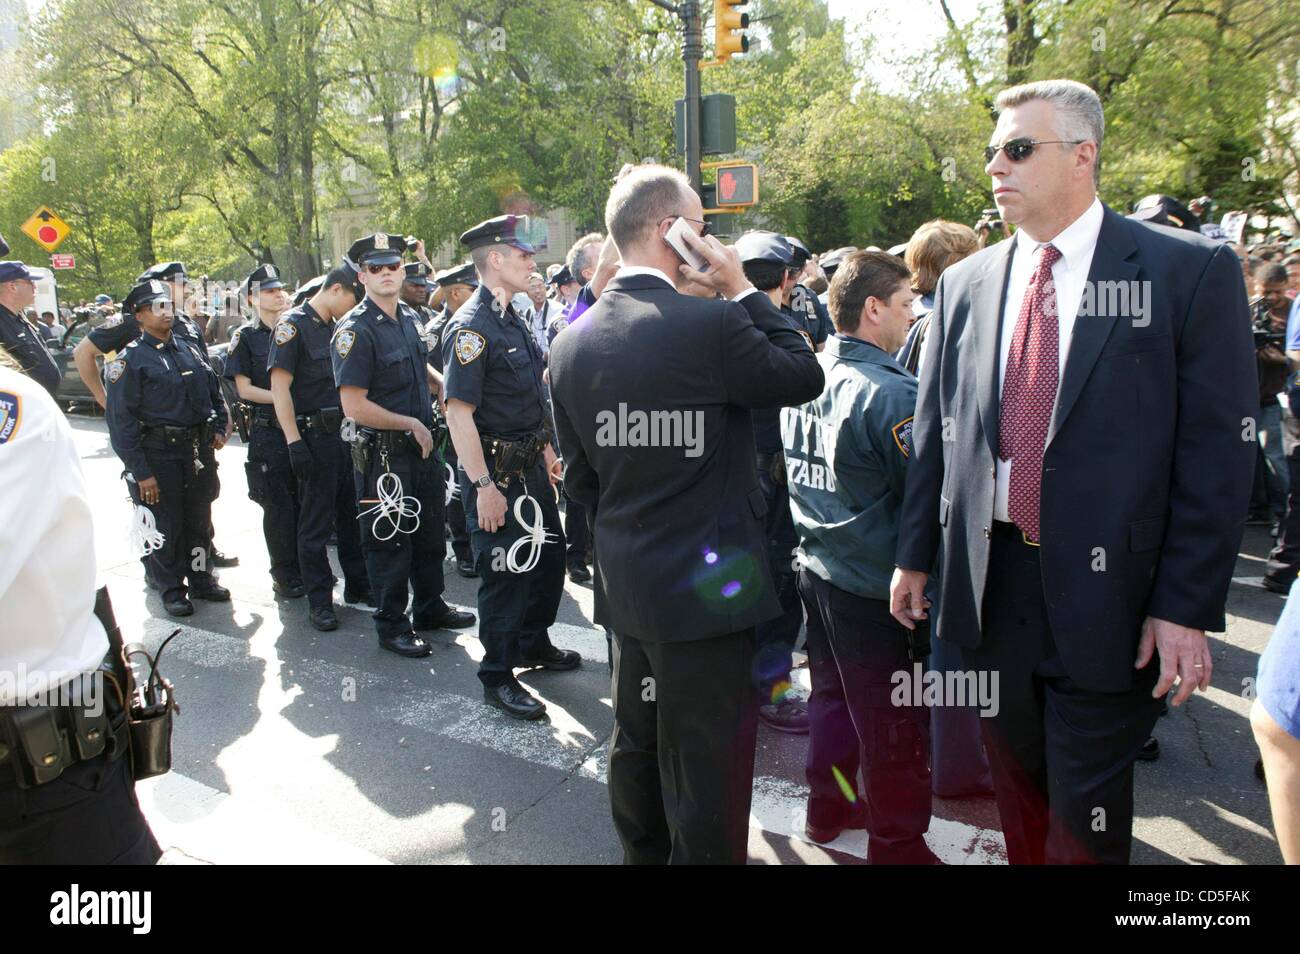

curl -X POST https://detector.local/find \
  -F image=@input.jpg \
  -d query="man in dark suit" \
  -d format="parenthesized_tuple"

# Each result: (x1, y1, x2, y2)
(548, 165, 824, 864)
(890, 80, 1256, 865)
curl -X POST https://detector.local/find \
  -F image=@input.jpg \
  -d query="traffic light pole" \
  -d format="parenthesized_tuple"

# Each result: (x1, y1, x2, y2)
(648, 0, 703, 196)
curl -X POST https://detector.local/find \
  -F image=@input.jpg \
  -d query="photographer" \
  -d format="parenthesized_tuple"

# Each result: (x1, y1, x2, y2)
(1255, 263, 1293, 531)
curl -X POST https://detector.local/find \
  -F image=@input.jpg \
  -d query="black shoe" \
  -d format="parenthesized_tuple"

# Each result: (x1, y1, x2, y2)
(456, 557, 478, 578)
(211, 549, 239, 567)
(343, 587, 375, 607)
(190, 583, 231, 602)
(379, 632, 432, 658)
(413, 607, 476, 631)
(759, 696, 810, 735)
(483, 682, 546, 720)
(274, 579, 306, 599)
(164, 598, 194, 618)
(309, 606, 339, 631)
(1262, 574, 1294, 595)
(519, 646, 581, 671)
(567, 563, 591, 583)
(806, 800, 867, 845)
(1137, 736, 1160, 761)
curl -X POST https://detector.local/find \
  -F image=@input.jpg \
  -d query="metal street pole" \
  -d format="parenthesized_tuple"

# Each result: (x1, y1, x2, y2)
(681, 0, 703, 196)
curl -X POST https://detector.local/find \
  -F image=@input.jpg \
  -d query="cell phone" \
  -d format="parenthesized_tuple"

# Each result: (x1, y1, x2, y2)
(663, 217, 709, 272)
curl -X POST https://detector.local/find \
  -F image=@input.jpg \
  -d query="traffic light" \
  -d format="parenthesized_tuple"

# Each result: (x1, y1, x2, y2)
(714, 0, 750, 64)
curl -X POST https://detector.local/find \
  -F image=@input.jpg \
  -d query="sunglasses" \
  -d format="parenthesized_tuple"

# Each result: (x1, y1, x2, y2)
(662, 216, 712, 237)
(365, 262, 403, 274)
(984, 138, 1085, 163)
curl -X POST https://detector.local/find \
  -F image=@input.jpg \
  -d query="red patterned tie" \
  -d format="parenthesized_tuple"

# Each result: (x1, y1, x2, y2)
(998, 243, 1062, 544)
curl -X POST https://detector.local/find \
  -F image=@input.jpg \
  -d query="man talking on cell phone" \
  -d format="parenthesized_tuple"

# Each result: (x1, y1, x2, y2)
(548, 164, 824, 864)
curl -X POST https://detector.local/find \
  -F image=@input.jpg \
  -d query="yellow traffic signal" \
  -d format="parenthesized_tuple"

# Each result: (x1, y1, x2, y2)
(714, 0, 750, 64)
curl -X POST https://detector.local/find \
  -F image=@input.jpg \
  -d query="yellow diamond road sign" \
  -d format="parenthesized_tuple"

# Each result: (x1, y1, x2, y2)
(21, 206, 71, 252)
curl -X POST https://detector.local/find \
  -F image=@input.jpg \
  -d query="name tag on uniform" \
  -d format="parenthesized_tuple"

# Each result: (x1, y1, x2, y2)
(507, 348, 518, 354)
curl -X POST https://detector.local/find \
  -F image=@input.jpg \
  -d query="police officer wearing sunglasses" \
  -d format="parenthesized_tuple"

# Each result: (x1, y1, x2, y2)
(331, 234, 475, 658)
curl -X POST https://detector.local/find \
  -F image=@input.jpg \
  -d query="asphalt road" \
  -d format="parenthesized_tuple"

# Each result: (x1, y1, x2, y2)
(64, 410, 1284, 865)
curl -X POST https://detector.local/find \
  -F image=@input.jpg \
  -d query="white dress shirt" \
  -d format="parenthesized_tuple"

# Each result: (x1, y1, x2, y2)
(993, 196, 1104, 522)
(614, 264, 760, 303)
(0, 367, 108, 705)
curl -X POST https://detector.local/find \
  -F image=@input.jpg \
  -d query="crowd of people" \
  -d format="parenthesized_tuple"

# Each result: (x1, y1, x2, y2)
(2, 77, 1299, 867)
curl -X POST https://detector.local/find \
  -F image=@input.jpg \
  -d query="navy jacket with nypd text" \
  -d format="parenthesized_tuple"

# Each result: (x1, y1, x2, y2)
(782, 333, 917, 601)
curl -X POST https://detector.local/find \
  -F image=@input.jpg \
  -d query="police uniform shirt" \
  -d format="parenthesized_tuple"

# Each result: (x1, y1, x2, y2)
(0, 366, 107, 704)
(789, 283, 832, 347)
(330, 297, 433, 428)
(442, 283, 547, 441)
(104, 330, 226, 481)
(267, 303, 342, 414)
(0, 303, 60, 396)
(780, 333, 917, 601)
(89, 310, 209, 360)
(223, 320, 274, 393)
(424, 306, 454, 374)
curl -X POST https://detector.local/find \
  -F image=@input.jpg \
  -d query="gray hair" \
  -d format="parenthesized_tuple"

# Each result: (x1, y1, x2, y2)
(565, 232, 604, 280)
(995, 79, 1104, 185)
(604, 164, 693, 255)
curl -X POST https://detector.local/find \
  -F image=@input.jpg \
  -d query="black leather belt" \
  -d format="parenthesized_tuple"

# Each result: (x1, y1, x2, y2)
(141, 424, 202, 443)
(300, 407, 343, 434)
(250, 405, 280, 429)
(373, 429, 421, 455)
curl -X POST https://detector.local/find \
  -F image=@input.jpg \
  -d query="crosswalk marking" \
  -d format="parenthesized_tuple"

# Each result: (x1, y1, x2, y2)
(116, 582, 1004, 864)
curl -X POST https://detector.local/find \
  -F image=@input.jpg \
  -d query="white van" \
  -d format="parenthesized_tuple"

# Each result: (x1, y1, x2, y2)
(29, 266, 60, 320)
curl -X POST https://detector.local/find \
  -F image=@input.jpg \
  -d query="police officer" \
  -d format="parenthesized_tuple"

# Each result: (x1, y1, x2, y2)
(332, 233, 475, 658)
(293, 274, 325, 308)
(269, 265, 373, 631)
(224, 264, 303, 598)
(0, 261, 60, 396)
(734, 231, 811, 735)
(426, 262, 479, 578)
(781, 251, 938, 863)
(104, 280, 231, 618)
(443, 215, 578, 720)
(817, 247, 856, 309)
(401, 262, 436, 321)
(785, 236, 833, 352)
(0, 357, 161, 863)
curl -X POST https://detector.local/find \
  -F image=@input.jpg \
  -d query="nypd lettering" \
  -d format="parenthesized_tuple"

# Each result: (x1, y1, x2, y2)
(455, 329, 486, 365)
(0, 391, 20, 444)
(782, 405, 837, 492)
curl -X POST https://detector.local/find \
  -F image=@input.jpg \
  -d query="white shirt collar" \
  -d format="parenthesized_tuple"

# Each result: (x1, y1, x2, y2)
(615, 265, 677, 289)
(1013, 196, 1104, 269)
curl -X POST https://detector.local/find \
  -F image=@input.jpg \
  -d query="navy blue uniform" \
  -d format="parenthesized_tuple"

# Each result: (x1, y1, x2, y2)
(224, 321, 300, 588)
(789, 284, 832, 348)
(422, 306, 471, 564)
(0, 304, 60, 396)
(331, 297, 454, 639)
(443, 284, 564, 686)
(267, 304, 369, 609)
(105, 332, 227, 603)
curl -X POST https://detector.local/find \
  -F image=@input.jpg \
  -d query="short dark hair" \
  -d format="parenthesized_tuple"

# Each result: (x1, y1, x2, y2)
(742, 260, 786, 292)
(828, 251, 912, 333)
(324, 266, 363, 301)
(1259, 263, 1289, 286)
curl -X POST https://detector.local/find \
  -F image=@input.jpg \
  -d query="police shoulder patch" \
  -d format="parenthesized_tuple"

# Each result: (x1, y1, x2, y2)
(891, 416, 914, 458)
(0, 391, 20, 444)
(106, 359, 127, 384)
(228, 328, 241, 350)
(455, 330, 486, 365)
(798, 330, 814, 351)
(335, 328, 356, 359)
(274, 321, 297, 345)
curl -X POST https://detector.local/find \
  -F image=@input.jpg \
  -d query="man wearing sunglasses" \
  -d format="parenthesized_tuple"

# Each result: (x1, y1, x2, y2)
(891, 80, 1256, 865)
(332, 233, 475, 659)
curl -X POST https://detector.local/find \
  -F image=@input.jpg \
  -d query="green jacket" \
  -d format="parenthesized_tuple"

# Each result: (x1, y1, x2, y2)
(780, 333, 917, 600)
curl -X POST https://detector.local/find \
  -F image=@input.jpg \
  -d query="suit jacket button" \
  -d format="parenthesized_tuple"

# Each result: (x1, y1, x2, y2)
(984, 526, 991, 539)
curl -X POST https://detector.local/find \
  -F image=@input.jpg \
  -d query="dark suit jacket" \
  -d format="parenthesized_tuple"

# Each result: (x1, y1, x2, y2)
(548, 274, 824, 642)
(896, 205, 1257, 692)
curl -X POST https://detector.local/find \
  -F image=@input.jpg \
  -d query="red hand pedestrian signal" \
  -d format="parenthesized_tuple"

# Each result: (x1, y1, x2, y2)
(720, 171, 737, 202)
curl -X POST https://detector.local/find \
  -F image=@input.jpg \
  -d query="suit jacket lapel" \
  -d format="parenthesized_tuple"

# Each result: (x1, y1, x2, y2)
(969, 239, 1015, 459)
(1047, 206, 1139, 446)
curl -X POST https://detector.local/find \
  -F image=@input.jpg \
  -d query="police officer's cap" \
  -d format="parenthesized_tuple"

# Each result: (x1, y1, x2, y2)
(0, 261, 40, 283)
(123, 279, 170, 313)
(819, 246, 857, 276)
(404, 262, 431, 285)
(347, 233, 408, 267)
(735, 231, 795, 266)
(547, 265, 575, 287)
(246, 263, 286, 291)
(95, 293, 112, 304)
(459, 215, 536, 254)
(293, 275, 326, 306)
(784, 236, 812, 266)
(138, 261, 186, 283)
(434, 262, 479, 288)
(1129, 194, 1201, 233)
